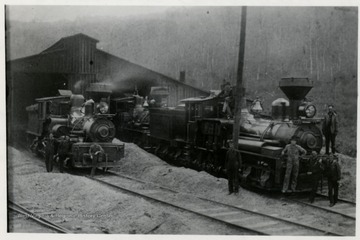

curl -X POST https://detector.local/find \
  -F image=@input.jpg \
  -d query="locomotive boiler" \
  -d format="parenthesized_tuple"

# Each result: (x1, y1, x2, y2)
(26, 83, 124, 173)
(237, 77, 322, 152)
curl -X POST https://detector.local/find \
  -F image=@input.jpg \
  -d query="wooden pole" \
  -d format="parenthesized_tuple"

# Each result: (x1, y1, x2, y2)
(232, 6, 247, 149)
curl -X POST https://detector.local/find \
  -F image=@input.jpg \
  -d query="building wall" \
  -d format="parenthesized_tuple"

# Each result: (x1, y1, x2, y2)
(7, 33, 208, 145)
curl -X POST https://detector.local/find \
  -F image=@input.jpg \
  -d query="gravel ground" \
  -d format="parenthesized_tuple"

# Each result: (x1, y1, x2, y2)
(7, 140, 356, 235)
(113, 142, 356, 235)
(7, 147, 251, 235)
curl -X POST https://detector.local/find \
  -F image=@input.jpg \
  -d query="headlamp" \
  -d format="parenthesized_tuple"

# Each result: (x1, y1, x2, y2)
(99, 103, 109, 114)
(305, 105, 316, 118)
(298, 103, 316, 118)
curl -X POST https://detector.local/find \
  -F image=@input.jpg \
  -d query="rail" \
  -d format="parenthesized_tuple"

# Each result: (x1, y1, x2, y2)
(88, 171, 342, 236)
(8, 200, 72, 234)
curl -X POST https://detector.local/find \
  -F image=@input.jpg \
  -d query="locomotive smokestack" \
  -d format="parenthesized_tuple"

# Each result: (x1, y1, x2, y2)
(279, 77, 313, 120)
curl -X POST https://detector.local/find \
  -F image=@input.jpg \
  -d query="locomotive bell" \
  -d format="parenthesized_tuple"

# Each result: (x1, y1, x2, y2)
(279, 77, 313, 120)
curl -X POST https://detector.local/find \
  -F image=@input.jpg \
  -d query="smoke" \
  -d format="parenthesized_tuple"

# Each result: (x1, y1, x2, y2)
(99, 65, 153, 94)
(73, 79, 85, 93)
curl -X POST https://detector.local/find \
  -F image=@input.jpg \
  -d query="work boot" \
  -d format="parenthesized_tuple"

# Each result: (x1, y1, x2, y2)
(329, 202, 335, 207)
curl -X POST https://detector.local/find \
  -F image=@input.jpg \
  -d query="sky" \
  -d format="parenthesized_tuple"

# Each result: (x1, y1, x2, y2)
(6, 5, 172, 22)
(6, 1, 359, 23)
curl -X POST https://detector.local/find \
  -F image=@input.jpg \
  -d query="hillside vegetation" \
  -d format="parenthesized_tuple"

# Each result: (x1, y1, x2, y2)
(6, 7, 357, 156)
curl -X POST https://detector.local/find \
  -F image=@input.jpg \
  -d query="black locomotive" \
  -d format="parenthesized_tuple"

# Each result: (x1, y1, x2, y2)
(26, 83, 124, 173)
(113, 77, 324, 192)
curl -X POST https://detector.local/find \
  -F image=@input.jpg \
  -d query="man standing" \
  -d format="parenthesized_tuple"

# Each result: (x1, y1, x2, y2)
(307, 151, 324, 203)
(281, 137, 307, 193)
(225, 144, 242, 195)
(322, 105, 338, 154)
(326, 153, 341, 207)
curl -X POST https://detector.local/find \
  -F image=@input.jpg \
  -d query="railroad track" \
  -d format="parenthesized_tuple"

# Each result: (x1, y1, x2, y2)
(89, 171, 341, 236)
(285, 193, 356, 220)
(8, 200, 72, 234)
(11, 147, 354, 235)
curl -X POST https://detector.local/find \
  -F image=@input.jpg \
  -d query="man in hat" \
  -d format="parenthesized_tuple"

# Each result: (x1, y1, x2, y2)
(307, 151, 324, 203)
(57, 135, 71, 173)
(281, 136, 307, 193)
(326, 153, 341, 207)
(89, 143, 105, 176)
(218, 82, 234, 118)
(322, 104, 338, 154)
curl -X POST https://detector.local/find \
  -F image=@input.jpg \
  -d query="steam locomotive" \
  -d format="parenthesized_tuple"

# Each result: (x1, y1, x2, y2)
(26, 83, 124, 173)
(113, 77, 323, 192)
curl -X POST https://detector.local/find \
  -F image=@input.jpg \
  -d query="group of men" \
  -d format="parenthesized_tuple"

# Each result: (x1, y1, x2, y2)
(226, 105, 341, 207)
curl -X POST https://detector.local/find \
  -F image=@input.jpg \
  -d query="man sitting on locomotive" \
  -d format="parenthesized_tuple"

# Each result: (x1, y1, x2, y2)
(218, 82, 234, 119)
(281, 136, 307, 193)
(89, 143, 105, 176)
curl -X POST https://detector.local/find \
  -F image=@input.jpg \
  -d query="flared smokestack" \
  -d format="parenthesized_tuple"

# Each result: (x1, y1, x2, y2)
(279, 77, 313, 120)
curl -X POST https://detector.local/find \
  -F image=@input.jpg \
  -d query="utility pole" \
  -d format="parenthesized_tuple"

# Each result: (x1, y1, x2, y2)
(232, 6, 247, 149)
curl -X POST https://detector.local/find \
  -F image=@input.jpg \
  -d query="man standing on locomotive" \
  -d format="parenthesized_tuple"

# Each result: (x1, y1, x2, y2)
(225, 142, 242, 195)
(218, 82, 234, 119)
(322, 104, 338, 154)
(281, 136, 307, 193)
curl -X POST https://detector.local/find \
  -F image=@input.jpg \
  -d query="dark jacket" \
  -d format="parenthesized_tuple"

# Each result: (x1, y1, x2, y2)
(322, 112, 338, 135)
(327, 159, 341, 181)
(309, 156, 324, 174)
(225, 148, 242, 172)
(57, 137, 71, 156)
